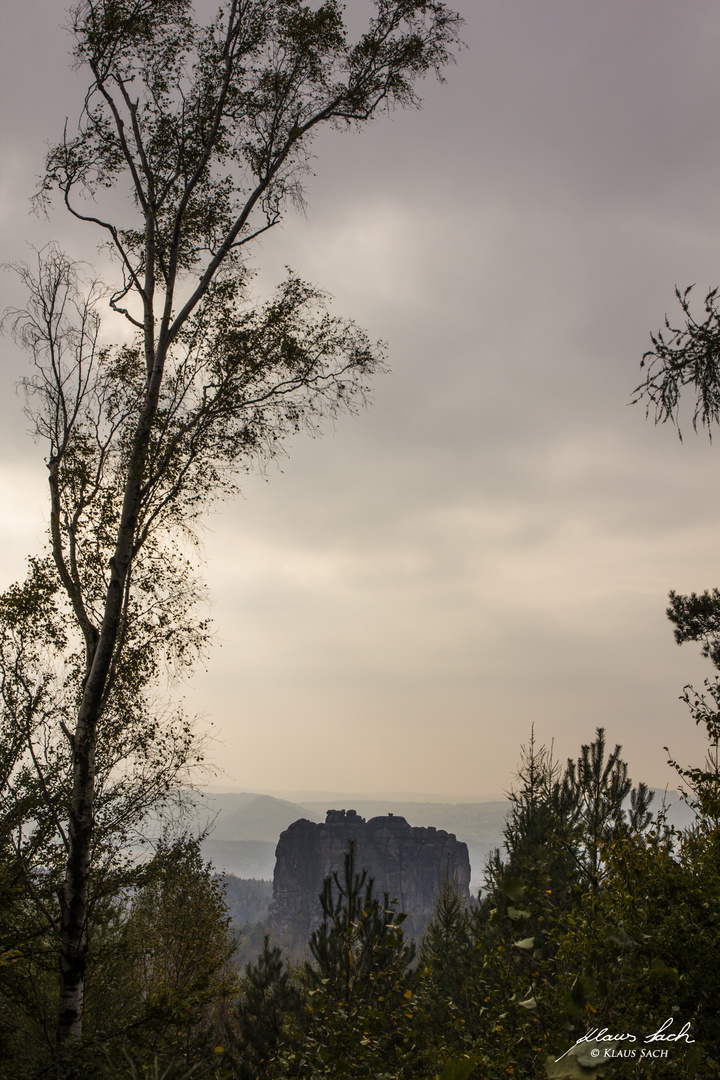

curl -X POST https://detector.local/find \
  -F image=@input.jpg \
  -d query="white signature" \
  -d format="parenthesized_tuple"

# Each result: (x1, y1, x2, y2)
(555, 1018, 695, 1062)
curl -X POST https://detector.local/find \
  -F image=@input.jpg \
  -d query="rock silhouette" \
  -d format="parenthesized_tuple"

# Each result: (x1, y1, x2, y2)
(269, 808, 471, 933)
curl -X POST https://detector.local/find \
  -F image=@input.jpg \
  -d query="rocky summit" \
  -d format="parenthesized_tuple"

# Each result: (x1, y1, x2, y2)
(269, 809, 471, 933)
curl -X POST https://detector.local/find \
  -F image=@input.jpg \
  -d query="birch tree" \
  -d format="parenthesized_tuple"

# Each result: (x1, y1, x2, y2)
(2, 0, 462, 1046)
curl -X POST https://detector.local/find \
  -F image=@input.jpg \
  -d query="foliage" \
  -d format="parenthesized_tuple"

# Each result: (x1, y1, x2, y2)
(667, 679, 720, 824)
(226, 935, 302, 1080)
(419, 874, 473, 1005)
(561, 727, 654, 893)
(0, 836, 238, 1078)
(486, 728, 652, 911)
(551, 822, 720, 1077)
(634, 284, 720, 436)
(0, 837, 60, 1076)
(0, 535, 205, 1064)
(413, 729, 663, 1080)
(118, 836, 239, 1059)
(497, 730, 578, 904)
(662, 587, 720, 823)
(635, 272, 720, 822)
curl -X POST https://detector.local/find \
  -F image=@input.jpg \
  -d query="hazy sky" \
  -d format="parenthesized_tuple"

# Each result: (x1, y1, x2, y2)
(2, 1, 720, 799)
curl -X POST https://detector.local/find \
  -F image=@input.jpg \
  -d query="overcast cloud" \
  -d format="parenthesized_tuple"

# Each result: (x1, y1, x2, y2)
(2, 0, 720, 798)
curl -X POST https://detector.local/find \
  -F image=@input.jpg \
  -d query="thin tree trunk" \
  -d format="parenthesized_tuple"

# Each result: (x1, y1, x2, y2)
(56, 358, 164, 1043)
(57, 726, 94, 1041)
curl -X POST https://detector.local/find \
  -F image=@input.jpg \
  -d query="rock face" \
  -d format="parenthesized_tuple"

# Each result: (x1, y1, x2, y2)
(269, 809, 471, 933)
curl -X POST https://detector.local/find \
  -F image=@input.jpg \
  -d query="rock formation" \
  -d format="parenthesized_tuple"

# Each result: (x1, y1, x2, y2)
(269, 809, 471, 933)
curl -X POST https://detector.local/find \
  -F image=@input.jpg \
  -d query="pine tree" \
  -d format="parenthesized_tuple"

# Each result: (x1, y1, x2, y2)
(229, 936, 301, 1080)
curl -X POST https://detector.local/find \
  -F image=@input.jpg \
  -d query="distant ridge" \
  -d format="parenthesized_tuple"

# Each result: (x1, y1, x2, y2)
(251, 790, 506, 803)
(198, 792, 319, 878)
(195, 786, 695, 888)
(210, 794, 320, 842)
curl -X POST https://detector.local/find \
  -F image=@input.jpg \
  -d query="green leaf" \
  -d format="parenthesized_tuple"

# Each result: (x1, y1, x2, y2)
(504, 877, 526, 903)
(507, 906, 531, 921)
(440, 1057, 481, 1080)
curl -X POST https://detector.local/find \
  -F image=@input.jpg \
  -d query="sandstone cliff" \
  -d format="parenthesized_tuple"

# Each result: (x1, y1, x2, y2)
(269, 809, 471, 933)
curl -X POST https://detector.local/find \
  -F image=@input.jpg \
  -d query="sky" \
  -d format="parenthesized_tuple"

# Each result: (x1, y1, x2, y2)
(2, 0, 720, 799)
